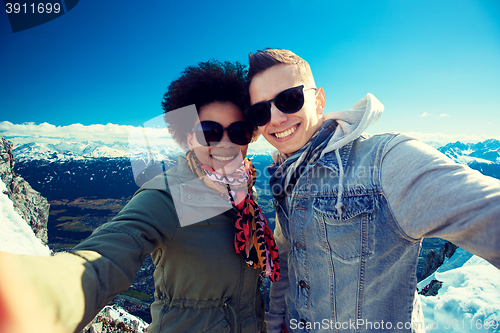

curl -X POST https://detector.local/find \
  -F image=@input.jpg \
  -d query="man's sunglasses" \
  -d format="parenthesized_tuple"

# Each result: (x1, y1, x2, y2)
(244, 85, 317, 126)
(192, 120, 253, 146)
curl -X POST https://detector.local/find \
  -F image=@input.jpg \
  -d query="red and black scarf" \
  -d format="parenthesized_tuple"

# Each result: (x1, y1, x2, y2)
(186, 150, 280, 282)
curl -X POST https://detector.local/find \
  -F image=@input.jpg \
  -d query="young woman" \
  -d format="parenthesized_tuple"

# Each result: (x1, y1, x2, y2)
(0, 60, 278, 333)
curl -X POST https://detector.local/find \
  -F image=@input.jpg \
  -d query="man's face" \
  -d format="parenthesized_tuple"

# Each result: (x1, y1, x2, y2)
(249, 64, 325, 155)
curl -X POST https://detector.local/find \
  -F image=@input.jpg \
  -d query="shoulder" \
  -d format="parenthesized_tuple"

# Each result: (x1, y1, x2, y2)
(354, 132, 453, 169)
(354, 132, 432, 157)
(357, 132, 408, 145)
(329, 132, 405, 161)
(136, 156, 196, 195)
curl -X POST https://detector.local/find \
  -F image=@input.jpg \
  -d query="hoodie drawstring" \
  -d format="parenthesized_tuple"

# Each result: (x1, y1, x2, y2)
(335, 149, 344, 217)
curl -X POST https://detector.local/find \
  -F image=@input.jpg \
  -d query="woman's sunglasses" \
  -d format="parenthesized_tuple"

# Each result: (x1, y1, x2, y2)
(193, 120, 253, 146)
(244, 85, 317, 126)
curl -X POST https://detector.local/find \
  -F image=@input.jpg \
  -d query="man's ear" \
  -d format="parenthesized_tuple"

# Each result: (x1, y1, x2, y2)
(315, 87, 325, 116)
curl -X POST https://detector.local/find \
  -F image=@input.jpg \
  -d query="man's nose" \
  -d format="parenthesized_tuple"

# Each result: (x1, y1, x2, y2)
(268, 103, 288, 126)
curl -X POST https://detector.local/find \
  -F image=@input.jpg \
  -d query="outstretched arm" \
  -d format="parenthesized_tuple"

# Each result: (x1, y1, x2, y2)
(0, 251, 88, 333)
(0, 187, 177, 333)
(381, 135, 500, 268)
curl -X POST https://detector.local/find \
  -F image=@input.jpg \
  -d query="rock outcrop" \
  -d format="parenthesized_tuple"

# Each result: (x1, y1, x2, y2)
(419, 241, 458, 282)
(0, 135, 49, 244)
(418, 279, 443, 296)
(81, 305, 148, 333)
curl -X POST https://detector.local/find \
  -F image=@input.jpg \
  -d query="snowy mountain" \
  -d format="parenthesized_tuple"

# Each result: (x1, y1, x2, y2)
(9, 136, 500, 165)
(418, 248, 500, 333)
(1, 135, 50, 246)
(438, 139, 500, 164)
(0, 180, 51, 256)
(438, 139, 500, 179)
(9, 139, 183, 200)
(7, 136, 277, 202)
(12, 140, 184, 163)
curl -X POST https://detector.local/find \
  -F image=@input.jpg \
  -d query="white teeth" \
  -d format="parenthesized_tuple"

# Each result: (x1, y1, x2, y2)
(212, 155, 237, 161)
(274, 125, 297, 139)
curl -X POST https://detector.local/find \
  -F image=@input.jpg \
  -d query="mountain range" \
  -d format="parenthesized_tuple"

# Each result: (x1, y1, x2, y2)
(10, 137, 500, 197)
(12, 136, 500, 163)
(8, 136, 500, 239)
(437, 139, 500, 179)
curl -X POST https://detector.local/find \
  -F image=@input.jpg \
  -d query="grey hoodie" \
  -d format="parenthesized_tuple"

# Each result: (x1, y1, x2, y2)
(266, 93, 500, 333)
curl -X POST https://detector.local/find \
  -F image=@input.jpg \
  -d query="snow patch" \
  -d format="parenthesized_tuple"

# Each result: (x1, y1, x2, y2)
(418, 248, 500, 332)
(0, 180, 51, 256)
(104, 305, 148, 332)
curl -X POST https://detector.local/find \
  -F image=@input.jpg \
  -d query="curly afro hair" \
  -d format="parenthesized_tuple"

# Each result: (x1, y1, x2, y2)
(161, 60, 256, 147)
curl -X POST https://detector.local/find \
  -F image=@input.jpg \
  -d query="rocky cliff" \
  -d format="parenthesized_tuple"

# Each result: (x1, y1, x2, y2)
(81, 305, 148, 333)
(0, 134, 49, 244)
(420, 241, 458, 282)
(418, 241, 458, 297)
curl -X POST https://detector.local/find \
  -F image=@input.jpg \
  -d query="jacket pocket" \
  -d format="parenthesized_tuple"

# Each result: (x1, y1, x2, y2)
(203, 316, 231, 333)
(313, 194, 374, 260)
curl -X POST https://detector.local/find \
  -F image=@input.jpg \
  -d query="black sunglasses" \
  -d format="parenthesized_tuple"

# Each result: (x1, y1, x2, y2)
(192, 120, 253, 146)
(244, 85, 317, 126)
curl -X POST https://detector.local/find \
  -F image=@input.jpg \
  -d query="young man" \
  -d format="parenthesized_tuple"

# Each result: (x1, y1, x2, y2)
(245, 49, 500, 333)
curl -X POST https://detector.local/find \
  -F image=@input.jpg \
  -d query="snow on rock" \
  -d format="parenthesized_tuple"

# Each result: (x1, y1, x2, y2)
(106, 305, 149, 331)
(418, 248, 500, 332)
(1, 135, 50, 244)
(81, 305, 149, 333)
(0, 180, 51, 256)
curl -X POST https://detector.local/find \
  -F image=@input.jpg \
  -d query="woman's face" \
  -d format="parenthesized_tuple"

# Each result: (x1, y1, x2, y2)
(187, 102, 249, 174)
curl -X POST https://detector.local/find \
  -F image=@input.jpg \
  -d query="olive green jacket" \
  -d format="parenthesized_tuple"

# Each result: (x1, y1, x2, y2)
(68, 157, 266, 332)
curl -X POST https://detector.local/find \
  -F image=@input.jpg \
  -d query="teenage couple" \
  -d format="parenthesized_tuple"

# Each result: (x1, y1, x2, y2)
(0, 49, 498, 333)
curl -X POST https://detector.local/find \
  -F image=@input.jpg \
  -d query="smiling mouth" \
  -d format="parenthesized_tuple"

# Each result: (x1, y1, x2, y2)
(211, 154, 238, 162)
(273, 124, 299, 139)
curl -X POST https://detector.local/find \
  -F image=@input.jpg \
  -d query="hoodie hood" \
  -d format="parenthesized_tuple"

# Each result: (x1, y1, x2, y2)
(318, 93, 383, 216)
(320, 93, 384, 158)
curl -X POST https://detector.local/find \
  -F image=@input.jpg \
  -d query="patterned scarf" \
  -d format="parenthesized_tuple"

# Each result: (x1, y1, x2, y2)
(268, 119, 337, 207)
(186, 150, 280, 282)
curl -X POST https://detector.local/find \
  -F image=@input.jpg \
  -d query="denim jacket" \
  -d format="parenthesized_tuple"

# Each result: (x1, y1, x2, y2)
(266, 95, 500, 333)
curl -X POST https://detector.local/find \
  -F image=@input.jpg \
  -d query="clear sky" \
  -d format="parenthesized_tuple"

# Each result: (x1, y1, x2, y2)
(1, 0, 499, 144)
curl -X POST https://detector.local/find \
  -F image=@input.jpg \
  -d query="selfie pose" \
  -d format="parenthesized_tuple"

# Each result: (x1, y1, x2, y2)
(245, 49, 500, 333)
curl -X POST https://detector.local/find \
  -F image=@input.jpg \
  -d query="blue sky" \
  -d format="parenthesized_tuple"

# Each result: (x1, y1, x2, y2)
(1, 0, 499, 144)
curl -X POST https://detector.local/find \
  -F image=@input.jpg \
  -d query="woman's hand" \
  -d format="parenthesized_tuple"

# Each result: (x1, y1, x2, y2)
(0, 251, 67, 333)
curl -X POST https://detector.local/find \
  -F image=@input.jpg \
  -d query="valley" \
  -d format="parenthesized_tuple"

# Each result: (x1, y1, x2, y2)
(48, 197, 131, 250)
